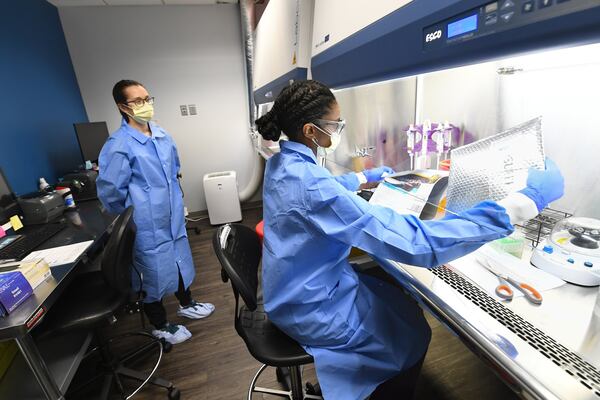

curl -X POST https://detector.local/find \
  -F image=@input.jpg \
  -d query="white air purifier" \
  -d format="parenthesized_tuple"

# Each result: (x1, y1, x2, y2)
(203, 171, 242, 225)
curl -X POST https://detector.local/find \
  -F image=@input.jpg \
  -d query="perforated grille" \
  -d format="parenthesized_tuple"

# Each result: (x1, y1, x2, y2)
(431, 265, 600, 396)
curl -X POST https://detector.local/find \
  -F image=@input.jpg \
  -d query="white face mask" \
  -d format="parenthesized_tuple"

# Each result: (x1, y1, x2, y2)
(311, 124, 342, 158)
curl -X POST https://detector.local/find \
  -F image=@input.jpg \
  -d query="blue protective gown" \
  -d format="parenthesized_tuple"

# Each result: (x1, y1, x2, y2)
(97, 119, 195, 302)
(262, 140, 515, 400)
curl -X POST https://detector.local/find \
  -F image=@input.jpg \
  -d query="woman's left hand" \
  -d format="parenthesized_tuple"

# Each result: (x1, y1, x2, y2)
(363, 166, 395, 183)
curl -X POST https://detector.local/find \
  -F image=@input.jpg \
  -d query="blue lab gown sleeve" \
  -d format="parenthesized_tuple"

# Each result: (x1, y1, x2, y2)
(305, 173, 514, 268)
(171, 137, 182, 174)
(333, 172, 360, 191)
(96, 137, 132, 215)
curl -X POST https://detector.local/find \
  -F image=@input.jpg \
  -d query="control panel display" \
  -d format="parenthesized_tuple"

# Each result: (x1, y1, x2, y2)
(447, 14, 478, 39)
(423, 0, 598, 51)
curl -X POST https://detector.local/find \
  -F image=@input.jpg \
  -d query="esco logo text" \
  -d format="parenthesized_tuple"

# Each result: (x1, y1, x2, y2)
(425, 30, 442, 43)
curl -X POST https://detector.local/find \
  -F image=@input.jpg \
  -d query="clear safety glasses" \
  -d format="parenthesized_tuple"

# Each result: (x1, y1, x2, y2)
(313, 118, 346, 136)
(125, 96, 155, 108)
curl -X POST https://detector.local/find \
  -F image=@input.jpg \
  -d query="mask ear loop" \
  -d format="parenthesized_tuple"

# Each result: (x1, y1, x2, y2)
(120, 103, 136, 121)
(311, 123, 333, 143)
(308, 123, 324, 149)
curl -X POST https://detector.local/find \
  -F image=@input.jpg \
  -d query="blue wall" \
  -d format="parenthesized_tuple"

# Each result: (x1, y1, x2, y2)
(0, 0, 88, 195)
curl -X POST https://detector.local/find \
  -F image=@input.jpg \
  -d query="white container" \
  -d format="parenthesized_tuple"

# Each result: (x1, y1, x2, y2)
(203, 171, 242, 225)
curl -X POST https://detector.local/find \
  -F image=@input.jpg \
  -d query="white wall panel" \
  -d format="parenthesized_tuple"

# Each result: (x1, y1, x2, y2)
(59, 5, 253, 212)
(312, 0, 412, 57)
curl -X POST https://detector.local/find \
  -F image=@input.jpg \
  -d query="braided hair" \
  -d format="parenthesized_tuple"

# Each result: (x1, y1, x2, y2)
(255, 80, 336, 142)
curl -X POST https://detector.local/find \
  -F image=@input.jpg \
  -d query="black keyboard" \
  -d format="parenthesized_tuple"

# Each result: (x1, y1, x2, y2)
(0, 223, 67, 260)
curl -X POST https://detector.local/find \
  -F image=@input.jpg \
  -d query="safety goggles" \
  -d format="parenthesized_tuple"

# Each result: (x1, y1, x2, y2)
(313, 118, 346, 136)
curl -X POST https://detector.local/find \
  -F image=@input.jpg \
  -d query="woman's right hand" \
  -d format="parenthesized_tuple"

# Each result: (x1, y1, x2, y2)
(519, 158, 565, 212)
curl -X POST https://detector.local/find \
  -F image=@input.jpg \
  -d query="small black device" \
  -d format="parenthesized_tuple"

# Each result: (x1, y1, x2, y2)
(17, 192, 65, 225)
(357, 190, 374, 202)
(73, 121, 109, 163)
(61, 170, 98, 202)
(0, 167, 67, 261)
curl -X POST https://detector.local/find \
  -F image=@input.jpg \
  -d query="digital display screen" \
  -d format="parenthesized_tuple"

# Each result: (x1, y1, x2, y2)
(447, 14, 478, 39)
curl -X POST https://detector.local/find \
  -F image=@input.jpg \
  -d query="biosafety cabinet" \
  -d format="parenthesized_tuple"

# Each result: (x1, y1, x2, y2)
(253, 3, 600, 398)
(305, 2, 600, 400)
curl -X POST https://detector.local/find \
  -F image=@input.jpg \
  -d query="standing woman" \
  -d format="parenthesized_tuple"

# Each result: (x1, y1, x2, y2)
(97, 80, 215, 345)
(257, 80, 563, 399)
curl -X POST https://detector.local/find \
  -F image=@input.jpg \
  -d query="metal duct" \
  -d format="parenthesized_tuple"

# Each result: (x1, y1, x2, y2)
(238, 0, 264, 202)
(240, 0, 256, 128)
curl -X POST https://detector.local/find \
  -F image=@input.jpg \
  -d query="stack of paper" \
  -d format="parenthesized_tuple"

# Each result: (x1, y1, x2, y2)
(22, 240, 94, 267)
(448, 244, 565, 300)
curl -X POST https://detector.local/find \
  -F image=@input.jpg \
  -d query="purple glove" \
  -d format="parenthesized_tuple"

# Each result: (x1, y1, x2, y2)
(363, 166, 395, 183)
(519, 158, 565, 212)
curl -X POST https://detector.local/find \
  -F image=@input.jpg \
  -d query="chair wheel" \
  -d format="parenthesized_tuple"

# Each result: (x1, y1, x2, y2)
(168, 387, 180, 400)
(306, 382, 321, 395)
(276, 366, 286, 383)
(161, 339, 173, 353)
(276, 367, 291, 391)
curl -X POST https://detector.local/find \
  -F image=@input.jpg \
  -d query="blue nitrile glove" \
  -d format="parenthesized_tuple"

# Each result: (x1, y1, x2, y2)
(363, 166, 395, 183)
(519, 158, 564, 212)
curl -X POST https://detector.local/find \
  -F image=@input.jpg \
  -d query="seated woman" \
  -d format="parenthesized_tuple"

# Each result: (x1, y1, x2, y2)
(256, 80, 563, 400)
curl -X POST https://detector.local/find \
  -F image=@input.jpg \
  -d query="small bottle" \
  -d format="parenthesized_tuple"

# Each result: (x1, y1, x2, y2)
(39, 177, 50, 192)
(56, 186, 77, 209)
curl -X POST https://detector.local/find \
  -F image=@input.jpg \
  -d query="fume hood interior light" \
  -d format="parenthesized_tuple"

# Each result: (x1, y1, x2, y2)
(333, 40, 600, 95)
(332, 74, 416, 95)
(500, 41, 600, 73)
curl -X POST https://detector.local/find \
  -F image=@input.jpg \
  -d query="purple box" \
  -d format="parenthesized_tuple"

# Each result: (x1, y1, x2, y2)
(0, 272, 33, 316)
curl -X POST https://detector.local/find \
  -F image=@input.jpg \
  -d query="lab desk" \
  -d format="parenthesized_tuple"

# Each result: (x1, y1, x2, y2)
(376, 256, 600, 400)
(0, 201, 117, 400)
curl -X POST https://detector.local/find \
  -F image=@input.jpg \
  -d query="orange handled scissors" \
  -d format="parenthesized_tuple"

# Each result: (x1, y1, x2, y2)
(480, 259, 543, 305)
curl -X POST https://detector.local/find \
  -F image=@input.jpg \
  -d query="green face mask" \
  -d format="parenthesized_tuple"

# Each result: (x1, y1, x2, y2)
(127, 103, 154, 124)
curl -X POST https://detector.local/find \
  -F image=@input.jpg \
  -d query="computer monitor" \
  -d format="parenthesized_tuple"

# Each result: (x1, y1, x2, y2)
(73, 122, 109, 163)
(0, 168, 19, 225)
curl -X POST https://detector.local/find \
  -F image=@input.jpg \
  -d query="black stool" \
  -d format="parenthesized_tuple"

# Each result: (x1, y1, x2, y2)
(213, 223, 322, 400)
(36, 207, 179, 399)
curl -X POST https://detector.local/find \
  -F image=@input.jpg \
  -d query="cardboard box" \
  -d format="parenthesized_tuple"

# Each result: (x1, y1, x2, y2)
(0, 272, 33, 316)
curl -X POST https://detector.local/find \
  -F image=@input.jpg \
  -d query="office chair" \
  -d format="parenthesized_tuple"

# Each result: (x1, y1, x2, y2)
(212, 223, 323, 400)
(37, 207, 180, 400)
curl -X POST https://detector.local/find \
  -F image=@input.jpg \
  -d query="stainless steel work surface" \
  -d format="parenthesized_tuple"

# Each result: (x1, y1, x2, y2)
(377, 257, 600, 400)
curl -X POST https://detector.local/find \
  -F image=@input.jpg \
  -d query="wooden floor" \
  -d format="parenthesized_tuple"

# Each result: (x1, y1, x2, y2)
(80, 206, 518, 400)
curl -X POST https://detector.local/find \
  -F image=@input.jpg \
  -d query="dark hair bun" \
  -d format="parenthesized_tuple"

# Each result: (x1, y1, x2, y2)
(255, 110, 281, 141)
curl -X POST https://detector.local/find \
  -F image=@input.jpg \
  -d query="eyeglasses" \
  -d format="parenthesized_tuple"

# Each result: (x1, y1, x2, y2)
(124, 97, 155, 108)
(313, 118, 346, 136)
